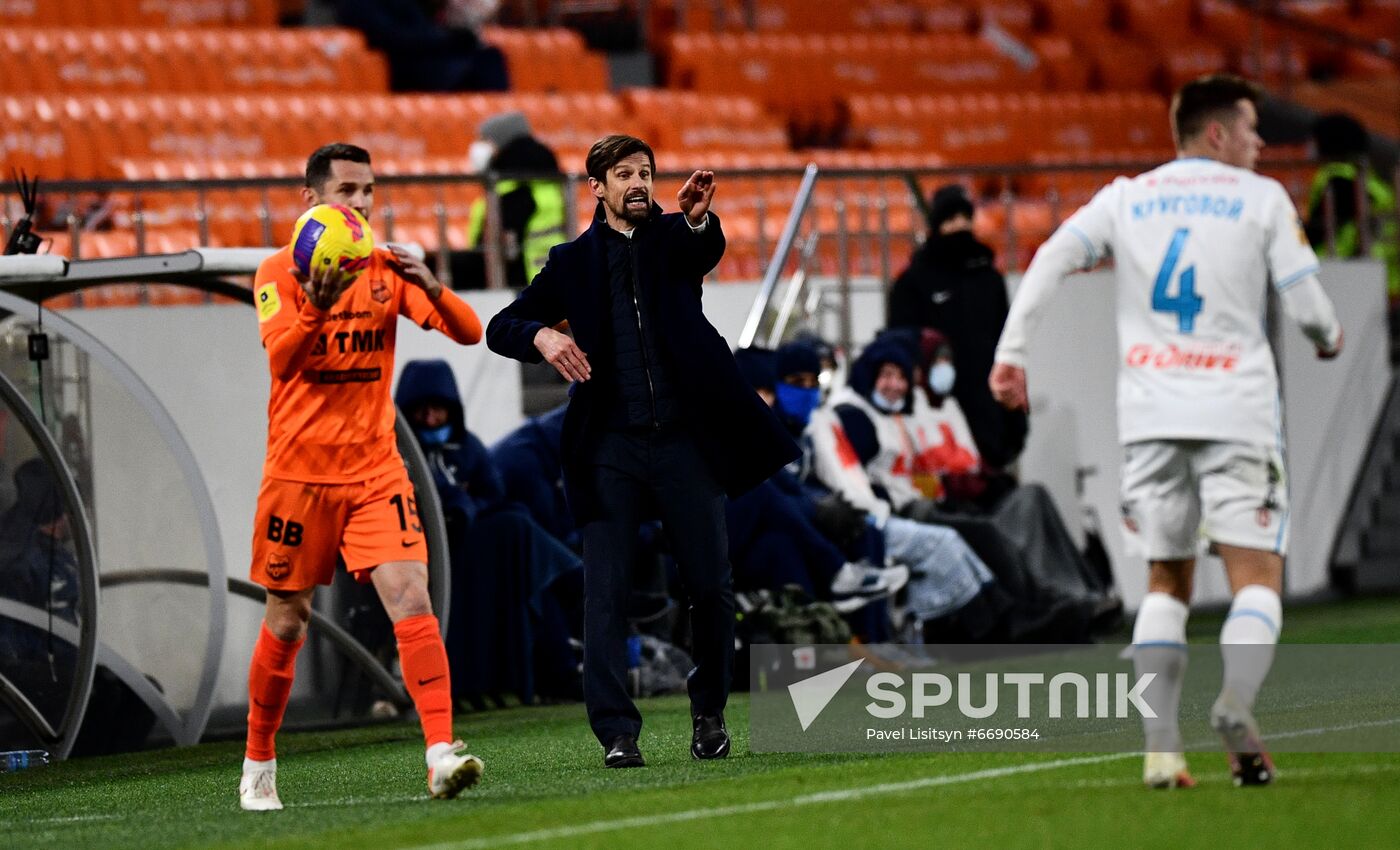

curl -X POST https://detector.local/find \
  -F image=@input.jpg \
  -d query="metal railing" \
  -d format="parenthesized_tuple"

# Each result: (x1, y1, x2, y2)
(1, 159, 1386, 327)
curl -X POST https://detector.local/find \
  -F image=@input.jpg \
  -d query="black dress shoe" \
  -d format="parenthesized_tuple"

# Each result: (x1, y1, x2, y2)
(604, 735, 645, 768)
(691, 713, 731, 760)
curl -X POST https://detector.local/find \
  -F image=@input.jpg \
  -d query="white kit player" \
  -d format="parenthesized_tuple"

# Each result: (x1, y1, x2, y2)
(989, 75, 1343, 789)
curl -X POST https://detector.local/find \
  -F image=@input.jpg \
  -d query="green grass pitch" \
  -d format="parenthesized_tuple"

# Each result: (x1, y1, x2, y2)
(6, 597, 1400, 849)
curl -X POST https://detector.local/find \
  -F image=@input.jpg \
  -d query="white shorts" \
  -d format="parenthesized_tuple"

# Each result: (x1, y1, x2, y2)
(1119, 440, 1288, 560)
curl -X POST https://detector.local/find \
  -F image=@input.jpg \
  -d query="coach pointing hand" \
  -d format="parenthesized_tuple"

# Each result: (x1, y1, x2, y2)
(487, 135, 798, 768)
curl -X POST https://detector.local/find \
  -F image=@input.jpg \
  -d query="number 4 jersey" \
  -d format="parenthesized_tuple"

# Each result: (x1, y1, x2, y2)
(996, 157, 1342, 448)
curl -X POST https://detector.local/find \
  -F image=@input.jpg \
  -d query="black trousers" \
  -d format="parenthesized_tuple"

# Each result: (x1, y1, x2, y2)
(580, 427, 734, 746)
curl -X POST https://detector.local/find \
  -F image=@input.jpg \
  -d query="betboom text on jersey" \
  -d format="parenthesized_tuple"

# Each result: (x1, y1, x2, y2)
(1125, 343, 1241, 371)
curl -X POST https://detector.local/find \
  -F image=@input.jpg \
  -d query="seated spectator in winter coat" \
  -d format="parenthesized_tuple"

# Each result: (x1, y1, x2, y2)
(396, 359, 582, 705)
(887, 327, 1016, 512)
(729, 347, 907, 615)
(490, 404, 574, 545)
(770, 341, 1001, 636)
(810, 339, 1112, 642)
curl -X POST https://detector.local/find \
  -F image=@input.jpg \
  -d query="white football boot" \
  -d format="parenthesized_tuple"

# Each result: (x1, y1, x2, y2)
(428, 741, 484, 799)
(239, 759, 283, 811)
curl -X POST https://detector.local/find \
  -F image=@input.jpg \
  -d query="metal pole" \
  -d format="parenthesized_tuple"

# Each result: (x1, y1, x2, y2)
(195, 187, 210, 247)
(738, 163, 819, 349)
(768, 232, 821, 348)
(434, 187, 452, 289)
(483, 175, 506, 290)
(67, 212, 80, 259)
(564, 174, 579, 242)
(258, 187, 273, 247)
(877, 196, 892, 297)
(132, 194, 146, 256)
(755, 193, 768, 278)
(856, 192, 872, 276)
(835, 199, 853, 359)
(1001, 178, 1017, 272)
(909, 182, 923, 248)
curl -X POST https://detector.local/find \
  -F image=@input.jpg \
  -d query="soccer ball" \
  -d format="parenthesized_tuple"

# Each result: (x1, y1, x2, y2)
(290, 203, 375, 280)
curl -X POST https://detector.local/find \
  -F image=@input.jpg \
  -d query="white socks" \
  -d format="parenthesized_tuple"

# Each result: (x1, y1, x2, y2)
(1131, 592, 1190, 753)
(1220, 584, 1282, 710)
(243, 757, 275, 773)
(426, 741, 456, 767)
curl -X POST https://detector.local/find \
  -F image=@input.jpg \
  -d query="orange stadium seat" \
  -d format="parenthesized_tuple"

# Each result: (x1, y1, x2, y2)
(1120, 0, 1197, 41)
(978, 0, 1037, 38)
(1032, 35, 1093, 91)
(1040, 0, 1114, 33)
(79, 282, 143, 306)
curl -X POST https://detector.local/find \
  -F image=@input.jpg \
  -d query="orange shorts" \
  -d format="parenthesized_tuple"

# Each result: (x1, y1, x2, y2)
(249, 467, 428, 591)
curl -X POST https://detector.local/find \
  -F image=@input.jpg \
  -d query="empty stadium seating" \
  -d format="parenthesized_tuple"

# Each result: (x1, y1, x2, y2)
(0, 2, 1388, 289)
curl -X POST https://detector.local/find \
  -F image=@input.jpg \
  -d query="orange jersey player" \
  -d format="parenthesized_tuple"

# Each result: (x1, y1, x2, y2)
(239, 143, 485, 812)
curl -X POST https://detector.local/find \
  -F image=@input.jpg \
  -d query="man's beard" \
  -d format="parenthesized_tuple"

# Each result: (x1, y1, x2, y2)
(611, 192, 650, 225)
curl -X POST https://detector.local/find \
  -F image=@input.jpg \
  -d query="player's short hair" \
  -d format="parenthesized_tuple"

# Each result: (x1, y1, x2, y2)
(1170, 74, 1263, 147)
(586, 135, 655, 183)
(305, 143, 372, 190)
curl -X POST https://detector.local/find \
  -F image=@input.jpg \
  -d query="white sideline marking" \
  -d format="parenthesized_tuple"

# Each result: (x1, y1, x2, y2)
(26, 813, 124, 825)
(414, 716, 1400, 850)
(414, 754, 1131, 850)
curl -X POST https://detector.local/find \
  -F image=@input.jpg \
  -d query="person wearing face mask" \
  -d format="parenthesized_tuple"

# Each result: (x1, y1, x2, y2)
(804, 340, 1006, 638)
(809, 340, 1108, 645)
(888, 184, 1027, 471)
(395, 359, 584, 711)
(898, 328, 1007, 512)
(465, 111, 567, 290)
(487, 134, 799, 769)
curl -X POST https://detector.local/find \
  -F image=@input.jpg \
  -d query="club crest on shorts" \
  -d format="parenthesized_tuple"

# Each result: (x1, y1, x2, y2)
(1120, 502, 1139, 534)
(267, 555, 291, 580)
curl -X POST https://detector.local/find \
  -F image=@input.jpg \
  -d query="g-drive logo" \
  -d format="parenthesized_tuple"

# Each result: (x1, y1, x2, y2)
(788, 659, 1157, 731)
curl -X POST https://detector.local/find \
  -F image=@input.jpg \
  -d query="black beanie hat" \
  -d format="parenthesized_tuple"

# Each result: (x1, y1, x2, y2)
(928, 184, 975, 231)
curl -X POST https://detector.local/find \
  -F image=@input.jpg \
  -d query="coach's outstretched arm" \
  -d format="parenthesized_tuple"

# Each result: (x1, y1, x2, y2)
(990, 223, 1099, 410)
(670, 169, 726, 277)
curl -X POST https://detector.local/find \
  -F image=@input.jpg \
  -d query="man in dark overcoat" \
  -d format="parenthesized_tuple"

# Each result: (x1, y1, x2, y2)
(486, 134, 798, 767)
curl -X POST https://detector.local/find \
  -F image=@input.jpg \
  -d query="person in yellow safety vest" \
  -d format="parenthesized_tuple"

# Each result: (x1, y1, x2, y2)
(466, 111, 567, 288)
(1304, 113, 1399, 301)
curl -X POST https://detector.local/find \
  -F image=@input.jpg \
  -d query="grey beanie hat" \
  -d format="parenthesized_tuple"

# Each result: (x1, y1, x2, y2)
(478, 111, 532, 148)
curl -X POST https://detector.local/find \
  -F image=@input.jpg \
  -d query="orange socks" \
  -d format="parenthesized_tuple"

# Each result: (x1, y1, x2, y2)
(395, 613, 454, 748)
(245, 623, 305, 761)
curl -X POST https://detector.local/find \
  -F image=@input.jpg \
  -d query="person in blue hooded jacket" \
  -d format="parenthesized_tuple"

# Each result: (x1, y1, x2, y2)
(490, 405, 573, 545)
(395, 359, 583, 706)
